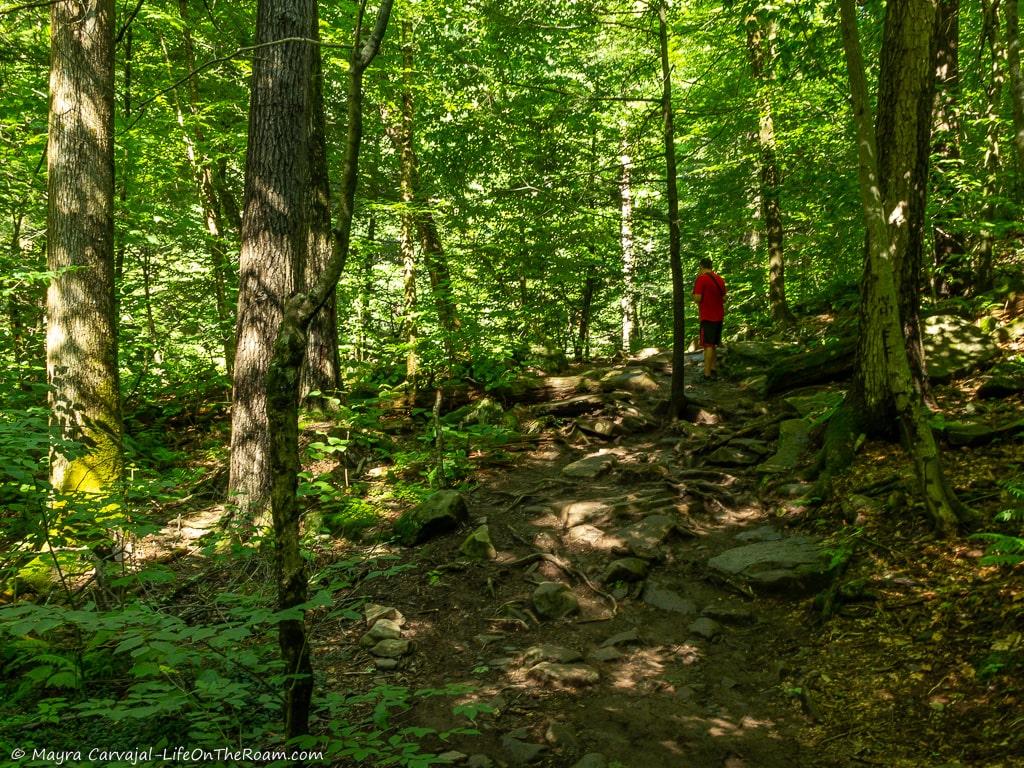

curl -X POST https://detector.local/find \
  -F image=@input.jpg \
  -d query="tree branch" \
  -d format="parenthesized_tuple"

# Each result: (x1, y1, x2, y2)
(357, 0, 394, 70)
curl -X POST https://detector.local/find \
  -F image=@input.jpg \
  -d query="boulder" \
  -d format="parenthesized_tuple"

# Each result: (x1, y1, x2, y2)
(976, 361, 1024, 399)
(601, 368, 661, 394)
(394, 490, 469, 546)
(532, 581, 579, 619)
(460, 524, 497, 560)
(617, 515, 678, 558)
(562, 452, 618, 479)
(922, 314, 1000, 381)
(500, 734, 547, 766)
(757, 419, 812, 474)
(707, 536, 835, 594)
(687, 617, 721, 640)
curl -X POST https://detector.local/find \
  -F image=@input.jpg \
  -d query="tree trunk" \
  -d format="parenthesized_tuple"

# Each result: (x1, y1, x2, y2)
(619, 148, 638, 352)
(1006, 0, 1024, 174)
(931, 0, 967, 296)
(658, 1, 687, 419)
(858, 0, 937, 418)
(746, 9, 794, 325)
(978, 0, 1004, 292)
(47, 0, 123, 495)
(265, 0, 393, 740)
(301, 1, 340, 406)
(838, 0, 968, 536)
(228, 0, 312, 527)
(575, 272, 596, 363)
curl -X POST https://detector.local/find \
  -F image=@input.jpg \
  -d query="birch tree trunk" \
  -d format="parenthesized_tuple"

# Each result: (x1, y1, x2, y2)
(619, 149, 638, 352)
(47, 0, 123, 495)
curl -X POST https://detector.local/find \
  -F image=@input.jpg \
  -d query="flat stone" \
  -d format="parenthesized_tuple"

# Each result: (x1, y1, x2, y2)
(532, 581, 579, 619)
(688, 617, 721, 640)
(707, 536, 835, 594)
(588, 646, 623, 663)
(561, 500, 614, 527)
(370, 638, 411, 658)
(783, 390, 845, 418)
(528, 662, 600, 687)
(524, 644, 583, 665)
(460, 524, 497, 560)
(394, 490, 469, 546)
(601, 629, 641, 648)
(501, 734, 546, 766)
(571, 755, 608, 768)
(562, 452, 618, 479)
(437, 752, 468, 765)
(601, 557, 650, 583)
(705, 446, 759, 467)
(642, 584, 697, 614)
(757, 419, 812, 474)
(360, 618, 403, 647)
(467, 757, 495, 768)
(735, 525, 783, 543)
(364, 604, 405, 626)
(576, 417, 622, 439)
(923, 314, 1000, 381)
(564, 524, 622, 550)
(374, 658, 400, 671)
(617, 514, 678, 558)
(701, 605, 757, 626)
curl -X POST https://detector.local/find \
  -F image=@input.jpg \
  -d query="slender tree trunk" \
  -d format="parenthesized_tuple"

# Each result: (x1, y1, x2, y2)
(659, 1, 687, 419)
(395, 23, 419, 401)
(301, 1, 340, 405)
(746, 9, 794, 325)
(1006, 0, 1024, 173)
(978, 0, 1004, 291)
(619, 148, 638, 352)
(575, 272, 596, 363)
(839, 0, 967, 536)
(932, 0, 967, 296)
(265, 0, 393, 739)
(228, 0, 312, 527)
(165, 0, 236, 377)
(47, 0, 123, 494)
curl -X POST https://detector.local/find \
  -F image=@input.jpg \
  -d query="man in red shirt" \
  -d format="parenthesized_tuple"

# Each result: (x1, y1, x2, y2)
(692, 257, 726, 380)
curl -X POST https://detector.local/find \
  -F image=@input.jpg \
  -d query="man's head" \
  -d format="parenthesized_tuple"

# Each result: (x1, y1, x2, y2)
(699, 257, 713, 273)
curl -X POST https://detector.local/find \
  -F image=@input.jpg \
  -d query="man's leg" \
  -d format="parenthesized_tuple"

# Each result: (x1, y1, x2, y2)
(706, 345, 717, 376)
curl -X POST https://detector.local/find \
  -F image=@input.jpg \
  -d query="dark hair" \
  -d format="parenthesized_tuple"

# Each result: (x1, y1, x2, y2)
(699, 257, 713, 270)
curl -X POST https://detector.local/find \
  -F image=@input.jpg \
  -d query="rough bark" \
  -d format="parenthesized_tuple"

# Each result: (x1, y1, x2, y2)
(837, 0, 968, 536)
(47, 0, 123, 494)
(746, 9, 794, 325)
(301, 1, 340, 405)
(228, 0, 312, 527)
(857, 0, 937, 420)
(266, 0, 393, 740)
(931, 0, 967, 296)
(659, 1, 687, 419)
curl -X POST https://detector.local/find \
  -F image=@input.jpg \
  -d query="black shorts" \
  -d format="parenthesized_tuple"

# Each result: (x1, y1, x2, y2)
(700, 320, 723, 347)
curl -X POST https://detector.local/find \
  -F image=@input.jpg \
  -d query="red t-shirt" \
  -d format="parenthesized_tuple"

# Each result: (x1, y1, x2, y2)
(693, 272, 726, 321)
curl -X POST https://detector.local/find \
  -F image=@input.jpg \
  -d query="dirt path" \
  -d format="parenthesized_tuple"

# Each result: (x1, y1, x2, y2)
(341, 358, 842, 768)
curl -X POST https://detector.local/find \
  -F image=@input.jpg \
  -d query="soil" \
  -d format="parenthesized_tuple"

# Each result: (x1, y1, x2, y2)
(315, 353, 1024, 768)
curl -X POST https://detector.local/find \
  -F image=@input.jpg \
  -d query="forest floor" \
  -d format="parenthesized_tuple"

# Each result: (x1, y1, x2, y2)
(304, 351, 1023, 768)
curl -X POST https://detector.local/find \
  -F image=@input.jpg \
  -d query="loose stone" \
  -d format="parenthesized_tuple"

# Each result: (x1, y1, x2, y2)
(528, 662, 600, 687)
(370, 638, 411, 658)
(532, 581, 580, 619)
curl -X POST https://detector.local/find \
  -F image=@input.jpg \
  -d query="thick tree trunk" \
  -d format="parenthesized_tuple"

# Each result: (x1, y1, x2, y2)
(228, 0, 312, 527)
(978, 0, 1004, 291)
(931, 0, 967, 296)
(746, 10, 794, 325)
(659, 1, 687, 419)
(265, 0, 393, 740)
(619, 149, 638, 352)
(301, 2, 340, 406)
(857, 0, 937, 418)
(838, 0, 968, 536)
(47, 0, 123, 494)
